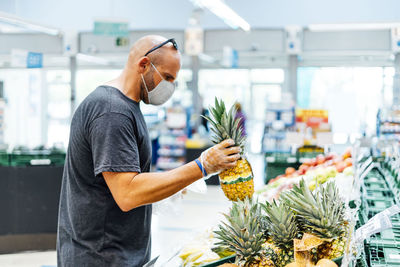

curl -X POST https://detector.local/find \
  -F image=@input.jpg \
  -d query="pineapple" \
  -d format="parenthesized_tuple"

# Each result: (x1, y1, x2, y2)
(280, 180, 347, 261)
(262, 201, 297, 267)
(214, 198, 274, 266)
(203, 98, 254, 201)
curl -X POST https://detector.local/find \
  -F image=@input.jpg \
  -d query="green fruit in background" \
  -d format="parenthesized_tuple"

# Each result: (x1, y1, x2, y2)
(343, 167, 354, 177)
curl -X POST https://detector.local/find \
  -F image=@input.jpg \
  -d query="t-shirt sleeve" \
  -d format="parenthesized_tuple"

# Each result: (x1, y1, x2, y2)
(88, 112, 141, 176)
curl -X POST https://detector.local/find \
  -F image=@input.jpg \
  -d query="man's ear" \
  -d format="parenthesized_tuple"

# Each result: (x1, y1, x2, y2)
(138, 57, 150, 73)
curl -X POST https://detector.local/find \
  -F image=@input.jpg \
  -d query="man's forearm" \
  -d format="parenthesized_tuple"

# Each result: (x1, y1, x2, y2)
(125, 161, 203, 209)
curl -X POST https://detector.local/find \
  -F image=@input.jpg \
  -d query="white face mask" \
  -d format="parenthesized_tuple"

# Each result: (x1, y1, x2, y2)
(141, 63, 175, 105)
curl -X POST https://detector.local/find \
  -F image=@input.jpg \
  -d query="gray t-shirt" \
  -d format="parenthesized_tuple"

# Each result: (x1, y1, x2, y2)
(57, 85, 152, 267)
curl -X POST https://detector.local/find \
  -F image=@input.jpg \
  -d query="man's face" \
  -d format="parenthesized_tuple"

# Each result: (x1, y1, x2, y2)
(141, 51, 181, 104)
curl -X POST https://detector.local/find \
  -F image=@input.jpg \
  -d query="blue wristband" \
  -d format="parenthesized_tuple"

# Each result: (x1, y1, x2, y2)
(195, 159, 207, 176)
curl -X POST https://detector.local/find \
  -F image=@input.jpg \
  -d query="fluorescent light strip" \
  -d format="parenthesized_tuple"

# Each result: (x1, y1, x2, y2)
(190, 0, 250, 32)
(309, 23, 400, 32)
(0, 11, 61, 36)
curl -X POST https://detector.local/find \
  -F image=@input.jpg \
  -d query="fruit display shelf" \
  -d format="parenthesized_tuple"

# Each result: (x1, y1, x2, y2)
(177, 137, 400, 266)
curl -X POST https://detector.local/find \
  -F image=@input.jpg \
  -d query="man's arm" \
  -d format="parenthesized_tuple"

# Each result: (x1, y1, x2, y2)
(104, 161, 201, 211)
(103, 139, 240, 212)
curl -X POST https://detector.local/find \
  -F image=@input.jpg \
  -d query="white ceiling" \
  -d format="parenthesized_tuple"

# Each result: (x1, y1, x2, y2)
(0, 0, 400, 32)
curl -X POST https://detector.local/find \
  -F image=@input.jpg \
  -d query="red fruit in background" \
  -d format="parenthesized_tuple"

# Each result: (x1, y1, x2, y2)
(316, 154, 326, 165)
(344, 158, 353, 167)
(285, 167, 296, 176)
(299, 164, 309, 172)
(310, 158, 318, 166)
(335, 162, 346, 173)
(325, 152, 337, 161)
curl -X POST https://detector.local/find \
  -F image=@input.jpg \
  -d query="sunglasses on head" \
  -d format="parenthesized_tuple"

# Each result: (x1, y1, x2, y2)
(144, 38, 178, 57)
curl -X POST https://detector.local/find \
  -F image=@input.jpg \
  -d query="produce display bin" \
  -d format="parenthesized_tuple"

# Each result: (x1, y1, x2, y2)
(264, 152, 299, 183)
(296, 145, 324, 161)
(9, 150, 65, 167)
(0, 151, 8, 166)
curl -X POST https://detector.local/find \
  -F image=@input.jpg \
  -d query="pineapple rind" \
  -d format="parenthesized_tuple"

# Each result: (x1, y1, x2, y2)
(220, 179, 254, 201)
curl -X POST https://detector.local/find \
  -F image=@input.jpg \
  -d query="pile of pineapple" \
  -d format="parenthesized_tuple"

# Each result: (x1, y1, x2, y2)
(214, 180, 349, 267)
(203, 98, 254, 202)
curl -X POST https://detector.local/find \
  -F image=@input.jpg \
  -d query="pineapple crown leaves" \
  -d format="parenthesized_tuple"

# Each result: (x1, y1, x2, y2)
(280, 179, 346, 239)
(202, 97, 245, 151)
(261, 200, 298, 248)
(214, 198, 266, 264)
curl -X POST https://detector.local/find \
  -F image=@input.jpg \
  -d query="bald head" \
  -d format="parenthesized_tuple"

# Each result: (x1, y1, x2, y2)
(128, 35, 180, 66)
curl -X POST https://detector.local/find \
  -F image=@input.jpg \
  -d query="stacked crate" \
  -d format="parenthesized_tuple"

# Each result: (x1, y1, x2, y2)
(357, 159, 400, 266)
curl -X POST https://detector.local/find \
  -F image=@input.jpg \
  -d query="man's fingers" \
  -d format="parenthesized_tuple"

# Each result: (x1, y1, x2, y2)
(225, 154, 240, 162)
(218, 139, 234, 148)
(224, 146, 241, 155)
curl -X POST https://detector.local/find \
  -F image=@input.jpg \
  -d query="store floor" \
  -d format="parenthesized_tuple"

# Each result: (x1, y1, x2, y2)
(0, 153, 265, 267)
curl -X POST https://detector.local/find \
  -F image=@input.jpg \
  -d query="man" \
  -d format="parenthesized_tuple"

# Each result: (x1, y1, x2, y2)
(57, 35, 240, 266)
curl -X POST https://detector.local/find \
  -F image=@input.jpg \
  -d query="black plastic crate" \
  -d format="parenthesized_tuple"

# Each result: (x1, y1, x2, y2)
(368, 243, 400, 266)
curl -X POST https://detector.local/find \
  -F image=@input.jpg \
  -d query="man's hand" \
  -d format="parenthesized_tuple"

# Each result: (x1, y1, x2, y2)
(201, 139, 241, 175)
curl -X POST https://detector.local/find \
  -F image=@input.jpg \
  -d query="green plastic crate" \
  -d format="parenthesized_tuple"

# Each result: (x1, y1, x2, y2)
(363, 189, 394, 200)
(363, 176, 388, 186)
(367, 227, 400, 248)
(264, 152, 300, 183)
(368, 243, 400, 266)
(9, 151, 65, 166)
(0, 151, 8, 166)
(354, 250, 369, 267)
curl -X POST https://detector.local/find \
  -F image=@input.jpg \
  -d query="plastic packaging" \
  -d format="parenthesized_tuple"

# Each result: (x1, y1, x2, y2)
(152, 191, 184, 216)
(354, 204, 400, 243)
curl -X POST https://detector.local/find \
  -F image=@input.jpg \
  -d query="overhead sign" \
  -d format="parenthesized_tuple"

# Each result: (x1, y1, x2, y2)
(11, 49, 43, 68)
(27, 52, 43, 68)
(94, 19, 129, 37)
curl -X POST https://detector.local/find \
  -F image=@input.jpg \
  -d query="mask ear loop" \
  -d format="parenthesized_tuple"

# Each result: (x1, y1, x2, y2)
(150, 62, 165, 80)
(141, 74, 151, 102)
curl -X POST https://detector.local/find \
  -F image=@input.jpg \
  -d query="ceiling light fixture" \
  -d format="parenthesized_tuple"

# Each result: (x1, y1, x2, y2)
(190, 0, 250, 32)
(0, 11, 61, 36)
(308, 23, 400, 32)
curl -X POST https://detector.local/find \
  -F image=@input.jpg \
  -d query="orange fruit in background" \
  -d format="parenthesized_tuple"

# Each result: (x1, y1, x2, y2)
(344, 158, 353, 167)
(285, 167, 296, 176)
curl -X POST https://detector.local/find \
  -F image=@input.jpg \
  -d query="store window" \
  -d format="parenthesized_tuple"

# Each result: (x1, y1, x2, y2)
(297, 67, 394, 141)
(0, 69, 43, 148)
(46, 70, 71, 148)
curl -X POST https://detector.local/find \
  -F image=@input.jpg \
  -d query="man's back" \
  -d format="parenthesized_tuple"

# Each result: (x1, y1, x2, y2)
(57, 85, 152, 267)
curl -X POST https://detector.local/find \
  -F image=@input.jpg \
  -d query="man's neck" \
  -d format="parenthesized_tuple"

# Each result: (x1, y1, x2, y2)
(105, 71, 141, 102)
